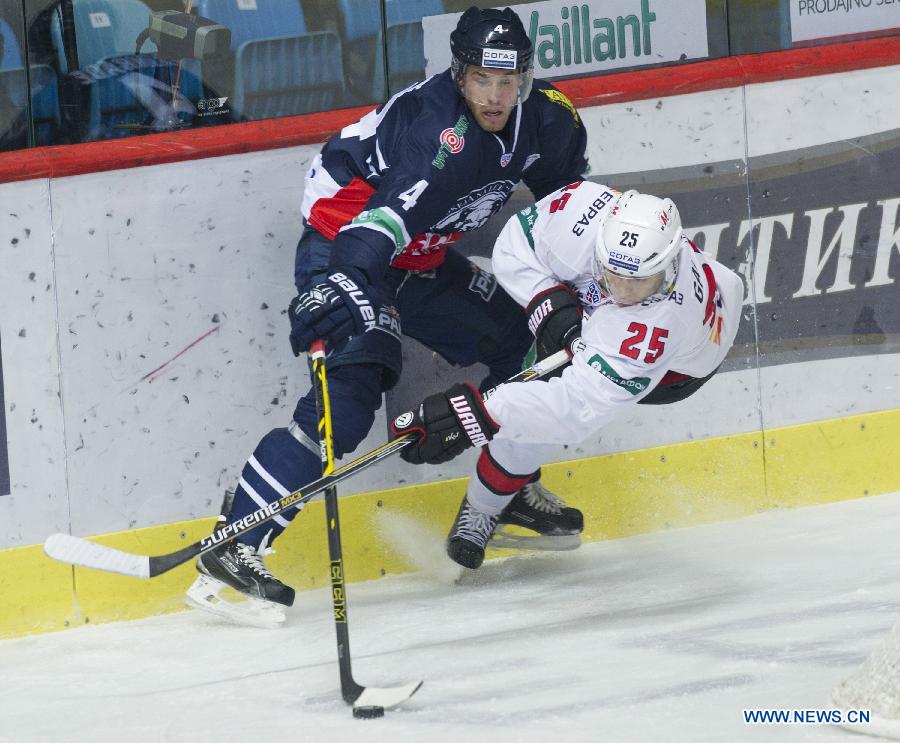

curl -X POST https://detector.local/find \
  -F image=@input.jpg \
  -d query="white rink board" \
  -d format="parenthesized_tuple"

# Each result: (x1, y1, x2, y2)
(0, 63, 898, 548)
(0, 179, 68, 545)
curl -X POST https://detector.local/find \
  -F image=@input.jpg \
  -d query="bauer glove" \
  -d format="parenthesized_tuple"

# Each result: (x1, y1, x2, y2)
(289, 267, 390, 355)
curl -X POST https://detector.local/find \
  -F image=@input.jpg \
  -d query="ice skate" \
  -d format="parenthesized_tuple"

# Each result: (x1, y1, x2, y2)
(492, 481, 583, 551)
(446, 498, 500, 570)
(185, 539, 294, 628)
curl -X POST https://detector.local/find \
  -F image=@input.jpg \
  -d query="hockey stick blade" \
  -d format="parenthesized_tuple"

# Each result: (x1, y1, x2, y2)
(43, 346, 576, 578)
(41, 436, 413, 578)
(354, 680, 423, 710)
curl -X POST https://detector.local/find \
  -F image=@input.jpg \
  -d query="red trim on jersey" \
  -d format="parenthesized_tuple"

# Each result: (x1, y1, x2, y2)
(306, 176, 375, 240)
(659, 371, 691, 386)
(476, 447, 533, 496)
(701, 263, 719, 327)
(305, 175, 463, 270)
(389, 230, 465, 271)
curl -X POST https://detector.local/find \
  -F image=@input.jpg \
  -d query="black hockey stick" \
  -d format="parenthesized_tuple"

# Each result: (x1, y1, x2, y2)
(310, 340, 422, 713)
(43, 344, 576, 579)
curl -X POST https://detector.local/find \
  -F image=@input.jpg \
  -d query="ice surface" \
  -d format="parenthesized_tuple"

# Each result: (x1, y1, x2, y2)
(4, 492, 900, 743)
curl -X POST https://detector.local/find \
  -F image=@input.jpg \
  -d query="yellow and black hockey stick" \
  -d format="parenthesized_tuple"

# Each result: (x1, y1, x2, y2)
(43, 345, 575, 580)
(309, 339, 422, 715)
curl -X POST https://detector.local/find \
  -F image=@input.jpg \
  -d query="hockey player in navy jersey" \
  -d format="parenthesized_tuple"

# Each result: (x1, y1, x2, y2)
(186, 6, 589, 625)
(392, 184, 745, 570)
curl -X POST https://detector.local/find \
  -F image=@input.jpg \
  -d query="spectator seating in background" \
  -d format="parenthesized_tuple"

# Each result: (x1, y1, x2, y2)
(0, 17, 23, 70)
(49, 0, 203, 141)
(195, 0, 307, 48)
(50, 0, 157, 71)
(337, 0, 443, 101)
(0, 17, 61, 147)
(385, 0, 444, 26)
(335, 0, 385, 102)
(386, 21, 425, 95)
(195, 0, 344, 120)
(385, 0, 445, 96)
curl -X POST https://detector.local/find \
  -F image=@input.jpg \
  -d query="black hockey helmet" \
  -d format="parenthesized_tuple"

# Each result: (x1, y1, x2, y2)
(450, 6, 534, 104)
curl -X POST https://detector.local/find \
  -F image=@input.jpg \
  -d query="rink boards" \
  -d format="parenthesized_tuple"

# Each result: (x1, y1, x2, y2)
(0, 40, 898, 637)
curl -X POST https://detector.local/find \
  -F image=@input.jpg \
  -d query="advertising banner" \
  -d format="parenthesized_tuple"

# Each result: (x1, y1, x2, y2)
(423, 0, 709, 79)
(790, 0, 899, 44)
(0, 333, 8, 496)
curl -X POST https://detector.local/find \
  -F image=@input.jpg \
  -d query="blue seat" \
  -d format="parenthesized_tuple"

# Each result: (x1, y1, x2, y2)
(335, 0, 386, 102)
(194, 0, 306, 45)
(384, 1, 443, 96)
(386, 21, 425, 96)
(234, 33, 343, 119)
(337, 0, 444, 102)
(50, 0, 204, 141)
(385, 0, 444, 25)
(0, 17, 23, 69)
(51, 0, 158, 71)
(1, 17, 61, 146)
(196, 0, 344, 119)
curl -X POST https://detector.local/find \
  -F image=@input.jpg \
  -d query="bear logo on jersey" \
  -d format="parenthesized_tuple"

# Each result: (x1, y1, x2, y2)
(434, 180, 515, 232)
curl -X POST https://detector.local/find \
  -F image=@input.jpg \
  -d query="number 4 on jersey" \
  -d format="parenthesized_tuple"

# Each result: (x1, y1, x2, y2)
(399, 180, 429, 211)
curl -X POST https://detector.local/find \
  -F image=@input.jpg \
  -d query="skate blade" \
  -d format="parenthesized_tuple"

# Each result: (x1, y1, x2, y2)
(490, 528, 582, 552)
(185, 574, 287, 629)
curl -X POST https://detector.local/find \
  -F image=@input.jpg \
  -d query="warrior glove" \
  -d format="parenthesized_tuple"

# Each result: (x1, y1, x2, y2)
(391, 383, 500, 465)
(526, 285, 583, 360)
(289, 268, 380, 355)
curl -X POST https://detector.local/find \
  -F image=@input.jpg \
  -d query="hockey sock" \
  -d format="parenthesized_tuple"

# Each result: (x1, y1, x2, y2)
(225, 426, 322, 550)
(467, 447, 534, 515)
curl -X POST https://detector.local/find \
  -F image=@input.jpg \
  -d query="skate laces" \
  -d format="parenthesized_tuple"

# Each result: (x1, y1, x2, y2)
(520, 482, 566, 514)
(235, 543, 275, 580)
(454, 504, 499, 546)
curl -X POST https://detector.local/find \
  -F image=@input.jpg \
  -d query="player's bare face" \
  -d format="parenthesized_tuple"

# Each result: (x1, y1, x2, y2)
(462, 67, 518, 132)
(600, 270, 665, 306)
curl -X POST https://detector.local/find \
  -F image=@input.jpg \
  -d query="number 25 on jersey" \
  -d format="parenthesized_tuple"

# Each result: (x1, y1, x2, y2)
(620, 322, 668, 363)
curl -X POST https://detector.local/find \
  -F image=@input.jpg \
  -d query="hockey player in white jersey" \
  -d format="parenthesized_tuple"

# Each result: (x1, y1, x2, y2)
(392, 182, 745, 568)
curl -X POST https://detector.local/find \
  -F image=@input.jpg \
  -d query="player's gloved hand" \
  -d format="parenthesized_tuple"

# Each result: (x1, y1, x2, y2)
(526, 285, 583, 360)
(391, 383, 500, 465)
(288, 268, 377, 355)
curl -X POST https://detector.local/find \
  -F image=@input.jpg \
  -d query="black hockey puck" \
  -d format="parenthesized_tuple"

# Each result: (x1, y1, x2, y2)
(352, 705, 385, 719)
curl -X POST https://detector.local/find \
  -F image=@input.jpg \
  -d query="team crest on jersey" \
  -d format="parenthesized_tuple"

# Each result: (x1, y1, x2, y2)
(432, 115, 468, 169)
(434, 180, 515, 232)
(499, 153, 513, 167)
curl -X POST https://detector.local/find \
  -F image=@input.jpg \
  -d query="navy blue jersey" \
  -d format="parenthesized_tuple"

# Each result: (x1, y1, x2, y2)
(300, 70, 588, 282)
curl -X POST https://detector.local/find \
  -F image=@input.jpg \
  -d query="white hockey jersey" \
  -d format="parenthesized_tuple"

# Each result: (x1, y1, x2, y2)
(485, 181, 745, 445)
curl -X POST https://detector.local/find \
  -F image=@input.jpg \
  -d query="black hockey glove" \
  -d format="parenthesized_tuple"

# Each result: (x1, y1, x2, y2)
(391, 383, 500, 465)
(526, 285, 583, 360)
(289, 268, 382, 355)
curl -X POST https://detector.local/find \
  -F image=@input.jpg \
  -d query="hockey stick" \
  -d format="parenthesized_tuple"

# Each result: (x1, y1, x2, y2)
(310, 340, 422, 713)
(43, 345, 575, 579)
